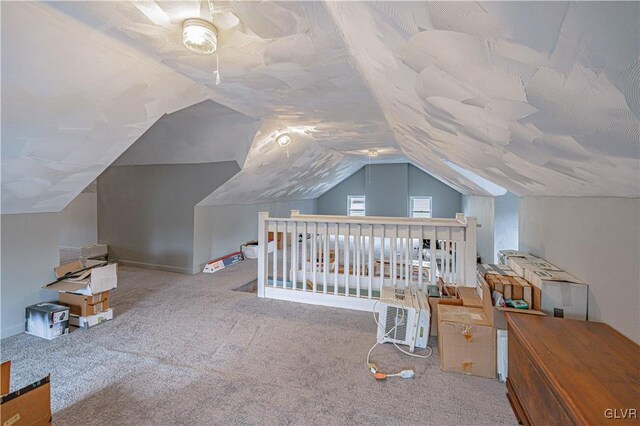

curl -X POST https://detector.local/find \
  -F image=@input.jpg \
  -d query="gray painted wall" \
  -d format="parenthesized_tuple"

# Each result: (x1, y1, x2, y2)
(1, 213, 60, 338)
(318, 164, 462, 218)
(365, 164, 408, 217)
(462, 195, 495, 264)
(193, 199, 317, 271)
(408, 165, 463, 218)
(317, 168, 365, 215)
(519, 197, 640, 344)
(98, 161, 240, 274)
(494, 192, 519, 262)
(59, 193, 97, 249)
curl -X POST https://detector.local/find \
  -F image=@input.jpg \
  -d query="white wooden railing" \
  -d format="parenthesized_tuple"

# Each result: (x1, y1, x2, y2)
(257, 211, 477, 311)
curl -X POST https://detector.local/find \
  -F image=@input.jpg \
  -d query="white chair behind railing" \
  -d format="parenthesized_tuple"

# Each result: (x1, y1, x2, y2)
(257, 210, 477, 311)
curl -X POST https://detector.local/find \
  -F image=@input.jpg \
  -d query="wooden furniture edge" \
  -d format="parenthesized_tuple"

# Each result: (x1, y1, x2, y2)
(506, 378, 530, 426)
(505, 313, 587, 425)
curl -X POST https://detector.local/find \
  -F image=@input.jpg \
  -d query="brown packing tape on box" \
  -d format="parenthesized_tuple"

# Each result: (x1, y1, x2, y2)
(58, 291, 110, 317)
(1, 376, 51, 426)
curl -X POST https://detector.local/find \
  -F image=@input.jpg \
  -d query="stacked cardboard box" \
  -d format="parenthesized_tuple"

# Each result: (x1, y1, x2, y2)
(497, 250, 530, 266)
(45, 260, 117, 329)
(484, 272, 534, 310)
(498, 250, 589, 320)
(58, 292, 109, 317)
(80, 243, 108, 260)
(374, 259, 436, 280)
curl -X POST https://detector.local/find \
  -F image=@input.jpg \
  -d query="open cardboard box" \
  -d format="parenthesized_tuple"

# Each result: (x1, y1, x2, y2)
(477, 274, 545, 330)
(1, 361, 52, 425)
(437, 277, 545, 379)
(46, 260, 117, 296)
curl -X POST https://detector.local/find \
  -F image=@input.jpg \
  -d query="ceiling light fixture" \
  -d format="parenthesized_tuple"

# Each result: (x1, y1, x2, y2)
(182, 19, 218, 55)
(276, 133, 292, 147)
(368, 148, 378, 157)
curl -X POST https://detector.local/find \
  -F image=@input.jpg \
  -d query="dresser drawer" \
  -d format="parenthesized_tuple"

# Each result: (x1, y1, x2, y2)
(507, 329, 573, 425)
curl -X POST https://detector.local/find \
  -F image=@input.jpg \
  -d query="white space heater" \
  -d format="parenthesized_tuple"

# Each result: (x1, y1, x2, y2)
(377, 286, 420, 352)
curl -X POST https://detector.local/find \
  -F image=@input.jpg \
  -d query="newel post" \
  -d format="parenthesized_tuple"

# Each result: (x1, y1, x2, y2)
(257, 211, 269, 298)
(464, 216, 477, 287)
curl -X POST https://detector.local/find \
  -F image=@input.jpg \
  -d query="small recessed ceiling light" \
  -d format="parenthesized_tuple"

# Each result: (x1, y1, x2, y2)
(183, 19, 218, 55)
(368, 148, 378, 157)
(276, 133, 292, 147)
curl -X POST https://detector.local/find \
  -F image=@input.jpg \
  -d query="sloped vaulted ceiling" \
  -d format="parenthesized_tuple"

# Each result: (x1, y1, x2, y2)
(2, 1, 639, 214)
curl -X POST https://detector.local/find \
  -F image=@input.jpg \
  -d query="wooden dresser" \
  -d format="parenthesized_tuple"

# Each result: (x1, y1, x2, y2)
(505, 313, 640, 425)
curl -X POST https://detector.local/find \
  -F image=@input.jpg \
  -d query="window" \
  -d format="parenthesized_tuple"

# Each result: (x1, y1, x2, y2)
(347, 195, 366, 216)
(410, 196, 432, 218)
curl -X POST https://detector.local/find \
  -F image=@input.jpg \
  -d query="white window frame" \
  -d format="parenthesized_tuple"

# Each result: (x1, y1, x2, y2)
(347, 195, 366, 217)
(410, 196, 432, 218)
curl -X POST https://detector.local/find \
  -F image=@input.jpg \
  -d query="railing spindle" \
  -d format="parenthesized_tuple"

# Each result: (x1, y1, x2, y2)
(333, 224, 339, 295)
(272, 221, 278, 287)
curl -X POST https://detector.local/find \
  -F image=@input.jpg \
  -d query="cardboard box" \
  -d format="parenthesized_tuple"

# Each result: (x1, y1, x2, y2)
(486, 274, 512, 294)
(69, 308, 114, 329)
(485, 273, 533, 308)
(477, 263, 518, 278)
(508, 255, 564, 278)
(524, 269, 588, 320)
(505, 276, 532, 306)
(428, 296, 463, 336)
(437, 304, 496, 378)
(457, 287, 482, 307)
(47, 261, 117, 296)
(58, 291, 109, 317)
(25, 303, 69, 340)
(241, 242, 259, 259)
(241, 241, 275, 260)
(507, 256, 538, 277)
(1, 373, 51, 426)
(203, 252, 244, 273)
(268, 231, 291, 251)
(80, 243, 108, 259)
(497, 250, 531, 265)
(478, 275, 545, 330)
(1, 361, 10, 396)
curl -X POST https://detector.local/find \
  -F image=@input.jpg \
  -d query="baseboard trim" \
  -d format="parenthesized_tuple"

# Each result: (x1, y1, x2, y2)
(59, 246, 81, 251)
(118, 259, 196, 275)
(1, 323, 25, 340)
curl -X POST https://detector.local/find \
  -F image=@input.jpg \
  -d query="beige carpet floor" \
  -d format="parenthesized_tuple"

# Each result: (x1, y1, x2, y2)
(1, 260, 516, 425)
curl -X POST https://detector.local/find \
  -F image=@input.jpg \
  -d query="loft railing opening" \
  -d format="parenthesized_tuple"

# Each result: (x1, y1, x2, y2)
(257, 210, 477, 311)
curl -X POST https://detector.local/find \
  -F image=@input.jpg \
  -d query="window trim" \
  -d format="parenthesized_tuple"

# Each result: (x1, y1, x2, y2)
(410, 196, 432, 218)
(347, 195, 366, 217)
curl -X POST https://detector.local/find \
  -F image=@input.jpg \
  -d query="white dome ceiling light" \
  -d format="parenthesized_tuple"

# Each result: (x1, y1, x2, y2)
(182, 19, 218, 55)
(276, 133, 292, 147)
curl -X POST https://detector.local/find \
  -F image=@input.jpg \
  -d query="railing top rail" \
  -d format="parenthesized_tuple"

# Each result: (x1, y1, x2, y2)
(263, 211, 469, 227)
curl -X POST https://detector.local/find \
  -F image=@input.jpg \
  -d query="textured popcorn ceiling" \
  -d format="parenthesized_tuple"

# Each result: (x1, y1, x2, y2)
(2, 1, 639, 213)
